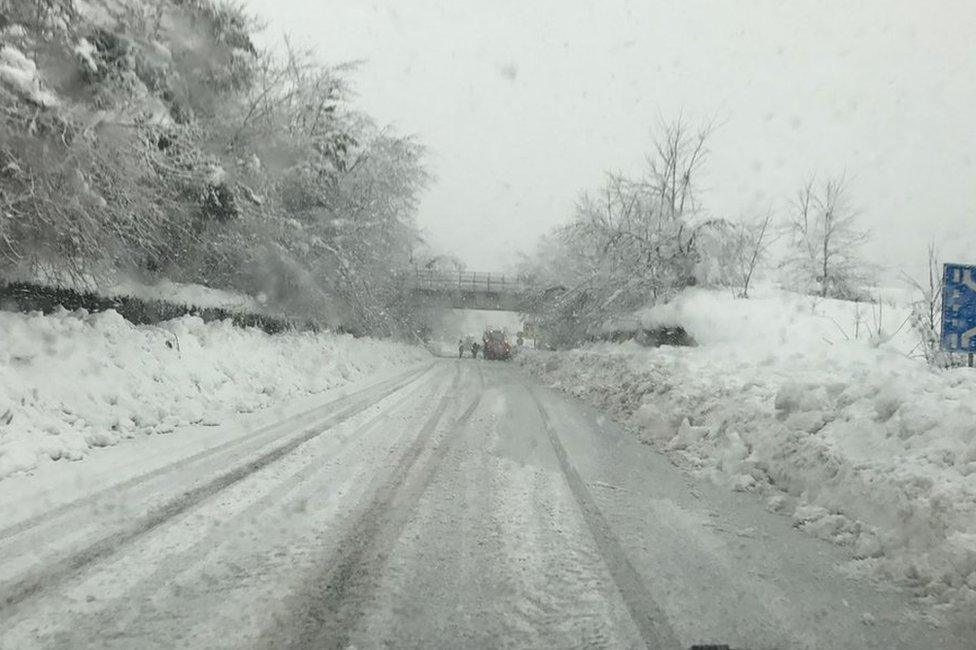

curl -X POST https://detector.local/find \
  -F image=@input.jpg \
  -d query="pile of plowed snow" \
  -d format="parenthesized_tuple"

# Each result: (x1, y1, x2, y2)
(0, 308, 427, 479)
(520, 287, 976, 611)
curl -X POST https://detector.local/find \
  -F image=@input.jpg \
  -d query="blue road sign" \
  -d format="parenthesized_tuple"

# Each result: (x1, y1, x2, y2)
(941, 263, 976, 352)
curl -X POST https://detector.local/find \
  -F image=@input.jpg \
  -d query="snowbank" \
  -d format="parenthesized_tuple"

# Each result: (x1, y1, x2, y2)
(2, 269, 264, 314)
(104, 277, 263, 312)
(0, 308, 427, 480)
(520, 287, 976, 612)
(0, 45, 59, 107)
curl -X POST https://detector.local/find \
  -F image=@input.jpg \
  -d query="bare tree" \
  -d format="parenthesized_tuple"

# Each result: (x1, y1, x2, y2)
(904, 243, 947, 366)
(523, 118, 717, 346)
(783, 175, 870, 299)
(726, 212, 775, 298)
(646, 118, 712, 224)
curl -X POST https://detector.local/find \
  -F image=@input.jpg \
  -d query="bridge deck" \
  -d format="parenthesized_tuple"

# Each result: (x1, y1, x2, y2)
(409, 270, 530, 294)
(407, 270, 533, 311)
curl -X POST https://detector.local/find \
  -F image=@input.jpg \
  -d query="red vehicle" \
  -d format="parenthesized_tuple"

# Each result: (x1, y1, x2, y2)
(482, 328, 512, 360)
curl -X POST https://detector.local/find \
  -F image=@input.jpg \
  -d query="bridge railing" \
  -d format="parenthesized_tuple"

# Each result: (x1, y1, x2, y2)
(409, 270, 530, 294)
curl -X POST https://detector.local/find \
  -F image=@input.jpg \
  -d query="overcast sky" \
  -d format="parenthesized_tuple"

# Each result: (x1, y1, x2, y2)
(244, 0, 976, 280)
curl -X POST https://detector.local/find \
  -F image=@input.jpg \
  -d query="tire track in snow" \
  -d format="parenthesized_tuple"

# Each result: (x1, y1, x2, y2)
(526, 382, 680, 650)
(0, 364, 436, 615)
(26, 370, 447, 648)
(264, 364, 485, 649)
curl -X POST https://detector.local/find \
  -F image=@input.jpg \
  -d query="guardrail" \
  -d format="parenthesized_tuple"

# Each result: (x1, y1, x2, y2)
(409, 270, 531, 294)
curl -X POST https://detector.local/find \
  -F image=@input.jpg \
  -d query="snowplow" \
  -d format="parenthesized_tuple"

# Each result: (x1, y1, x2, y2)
(482, 328, 512, 360)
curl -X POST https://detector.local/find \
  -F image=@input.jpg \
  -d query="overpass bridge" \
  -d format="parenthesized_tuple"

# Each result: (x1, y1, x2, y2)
(406, 270, 536, 312)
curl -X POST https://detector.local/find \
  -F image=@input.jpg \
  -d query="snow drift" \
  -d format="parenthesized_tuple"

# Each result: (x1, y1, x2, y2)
(519, 287, 976, 612)
(0, 308, 427, 480)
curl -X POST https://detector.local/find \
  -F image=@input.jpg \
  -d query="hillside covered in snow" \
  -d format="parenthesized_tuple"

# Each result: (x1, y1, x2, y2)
(0, 0, 429, 336)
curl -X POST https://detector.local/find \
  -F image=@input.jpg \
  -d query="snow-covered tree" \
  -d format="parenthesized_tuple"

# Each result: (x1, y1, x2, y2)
(783, 176, 871, 299)
(0, 0, 429, 335)
(521, 118, 718, 347)
(716, 212, 776, 298)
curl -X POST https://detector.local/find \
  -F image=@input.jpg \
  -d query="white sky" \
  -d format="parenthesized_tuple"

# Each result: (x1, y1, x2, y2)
(244, 0, 976, 280)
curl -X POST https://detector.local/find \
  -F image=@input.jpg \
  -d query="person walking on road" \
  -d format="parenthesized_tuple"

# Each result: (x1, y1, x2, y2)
(471, 341, 480, 359)
(458, 339, 465, 359)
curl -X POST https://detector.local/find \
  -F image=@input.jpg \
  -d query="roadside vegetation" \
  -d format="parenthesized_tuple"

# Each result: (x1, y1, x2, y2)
(518, 118, 890, 350)
(0, 0, 428, 336)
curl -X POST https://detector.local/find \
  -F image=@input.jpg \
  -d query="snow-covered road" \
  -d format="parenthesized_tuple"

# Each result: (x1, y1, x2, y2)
(0, 360, 969, 649)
